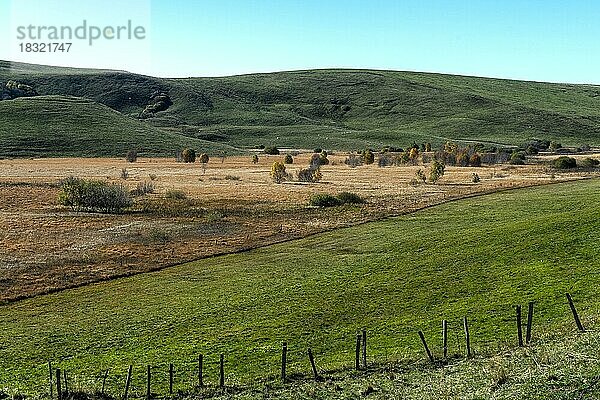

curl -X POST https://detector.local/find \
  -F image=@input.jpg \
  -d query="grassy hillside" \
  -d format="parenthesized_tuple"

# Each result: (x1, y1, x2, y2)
(0, 95, 237, 157)
(2, 61, 600, 155)
(1, 179, 599, 395)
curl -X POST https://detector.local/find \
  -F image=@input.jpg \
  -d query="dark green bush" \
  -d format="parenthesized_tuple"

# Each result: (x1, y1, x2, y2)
(297, 167, 322, 182)
(578, 157, 599, 168)
(58, 177, 132, 213)
(553, 156, 577, 169)
(182, 148, 196, 163)
(264, 146, 280, 155)
(284, 154, 294, 164)
(337, 192, 364, 204)
(309, 194, 342, 207)
(126, 150, 138, 162)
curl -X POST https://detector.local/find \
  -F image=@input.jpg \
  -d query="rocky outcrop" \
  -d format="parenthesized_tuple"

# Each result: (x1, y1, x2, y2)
(0, 80, 38, 100)
(139, 90, 173, 119)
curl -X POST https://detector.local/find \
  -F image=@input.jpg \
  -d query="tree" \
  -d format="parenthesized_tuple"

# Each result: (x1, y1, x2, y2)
(182, 148, 196, 163)
(284, 154, 294, 164)
(270, 161, 289, 183)
(199, 153, 209, 164)
(429, 160, 445, 183)
(126, 150, 138, 163)
(469, 153, 482, 167)
(425, 142, 432, 152)
(362, 149, 375, 165)
(264, 146, 280, 155)
(252, 154, 259, 164)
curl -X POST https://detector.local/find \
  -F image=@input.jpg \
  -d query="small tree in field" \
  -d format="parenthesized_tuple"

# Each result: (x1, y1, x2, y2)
(270, 161, 289, 183)
(182, 148, 196, 163)
(429, 160, 445, 183)
(252, 154, 259, 164)
(199, 153, 209, 164)
(126, 150, 138, 163)
(284, 154, 294, 164)
(362, 149, 375, 165)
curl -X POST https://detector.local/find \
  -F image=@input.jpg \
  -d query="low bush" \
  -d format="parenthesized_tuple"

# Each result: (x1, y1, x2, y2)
(309, 194, 342, 207)
(297, 167, 322, 182)
(337, 192, 364, 204)
(264, 146, 280, 155)
(578, 158, 599, 168)
(165, 189, 187, 200)
(553, 156, 577, 169)
(284, 154, 294, 164)
(182, 148, 196, 163)
(58, 177, 132, 213)
(345, 154, 362, 168)
(130, 181, 155, 197)
(271, 161, 290, 183)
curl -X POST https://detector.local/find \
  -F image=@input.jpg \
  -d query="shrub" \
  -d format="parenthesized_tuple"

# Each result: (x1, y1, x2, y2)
(579, 157, 600, 168)
(429, 160, 445, 183)
(472, 173, 481, 183)
(126, 150, 138, 163)
(309, 194, 342, 207)
(270, 161, 290, 183)
(252, 154, 259, 164)
(416, 169, 426, 183)
(425, 142, 432, 152)
(199, 153, 209, 164)
(182, 148, 196, 163)
(553, 156, 577, 169)
(337, 192, 364, 204)
(298, 167, 322, 182)
(131, 181, 155, 197)
(120, 168, 129, 180)
(313, 148, 323, 154)
(549, 141, 562, 152)
(149, 174, 157, 181)
(264, 146, 280, 155)
(362, 149, 375, 165)
(469, 153, 482, 167)
(310, 153, 329, 167)
(165, 189, 187, 200)
(58, 177, 132, 213)
(525, 146, 539, 155)
(284, 154, 294, 164)
(224, 175, 241, 181)
(345, 154, 363, 168)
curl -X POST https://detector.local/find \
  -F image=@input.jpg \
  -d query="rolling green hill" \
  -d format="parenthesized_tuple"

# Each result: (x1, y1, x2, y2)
(0, 95, 236, 157)
(2, 60, 600, 156)
(1, 179, 599, 395)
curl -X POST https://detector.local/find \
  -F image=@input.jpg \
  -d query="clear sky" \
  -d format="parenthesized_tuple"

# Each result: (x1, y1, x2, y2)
(1, 0, 600, 83)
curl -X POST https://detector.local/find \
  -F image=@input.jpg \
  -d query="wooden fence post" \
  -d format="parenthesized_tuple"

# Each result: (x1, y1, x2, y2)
(48, 362, 53, 400)
(362, 329, 367, 369)
(307, 348, 319, 381)
(55, 368, 62, 400)
(516, 305, 523, 347)
(124, 365, 133, 400)
(198, 354, 203, 387)
(442, 320, 448, 359)
(169, 363, 174, 395)
(526, 301, 534, 344)
(219, 355, 225, 388)
(355, 334, 361, 370)
(101, 370, 109, 395)
(146, 365, 151, 400)
(566, 293, 585, 332)
(463, 317, 471, 358)
(418, 331, 435, 363)
(281, 342, 288, 382)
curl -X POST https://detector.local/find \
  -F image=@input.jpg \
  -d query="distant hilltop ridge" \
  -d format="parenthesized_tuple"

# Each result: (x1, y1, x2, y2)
(2, 60, 600, 157)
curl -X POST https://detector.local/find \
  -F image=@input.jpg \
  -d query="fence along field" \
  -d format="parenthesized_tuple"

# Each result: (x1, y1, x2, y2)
(1, 179, 599, 397)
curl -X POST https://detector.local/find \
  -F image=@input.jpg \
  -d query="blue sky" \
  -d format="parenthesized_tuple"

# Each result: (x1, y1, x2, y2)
(2, 0, 600, 83)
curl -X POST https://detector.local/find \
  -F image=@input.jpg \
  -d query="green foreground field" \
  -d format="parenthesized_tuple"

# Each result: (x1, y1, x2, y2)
(1, 179, 600, 397)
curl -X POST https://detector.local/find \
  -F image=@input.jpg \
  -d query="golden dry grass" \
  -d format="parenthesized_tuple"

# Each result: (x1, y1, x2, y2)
(0, 154, 591, 302)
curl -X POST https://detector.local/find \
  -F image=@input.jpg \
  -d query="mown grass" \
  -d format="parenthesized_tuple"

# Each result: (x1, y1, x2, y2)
(3, 61, 600, 157)
(1, 180, 600, 396)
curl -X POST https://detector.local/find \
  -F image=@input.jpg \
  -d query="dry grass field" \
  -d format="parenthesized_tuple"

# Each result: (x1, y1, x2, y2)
(0, 153, 590, 303)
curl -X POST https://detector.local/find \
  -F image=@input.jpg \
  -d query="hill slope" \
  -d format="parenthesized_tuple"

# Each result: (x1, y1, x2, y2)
(0, 95, 236, 157)
(1, 179, 599, 394)
(2, 60, 600, 155)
